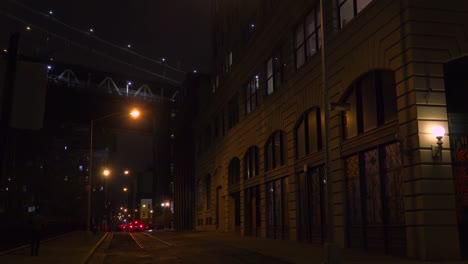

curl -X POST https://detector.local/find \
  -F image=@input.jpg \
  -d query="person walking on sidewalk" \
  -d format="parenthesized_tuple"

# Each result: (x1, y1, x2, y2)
(29, 208, 47, 256)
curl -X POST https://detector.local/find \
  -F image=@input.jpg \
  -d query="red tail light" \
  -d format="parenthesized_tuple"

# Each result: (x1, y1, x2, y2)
(130, 225, 133, 229)
(140, 225, 143, 228)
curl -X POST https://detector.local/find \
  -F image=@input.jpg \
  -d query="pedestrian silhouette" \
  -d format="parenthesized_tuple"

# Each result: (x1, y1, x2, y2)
(29, 208, 46, 256)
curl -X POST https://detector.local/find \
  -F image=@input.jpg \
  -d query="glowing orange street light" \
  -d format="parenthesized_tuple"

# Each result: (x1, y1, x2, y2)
(130, 109, 140, 118)
(123, 187, 128, 192)
(124, 170, 130, 175)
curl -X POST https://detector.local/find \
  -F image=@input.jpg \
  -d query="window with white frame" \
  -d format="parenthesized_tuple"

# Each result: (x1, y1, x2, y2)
(295, 7, 321, 69)
(266, 52, 282, 95)
(245, 75, 259, 114)
(338, 0, 373, 28)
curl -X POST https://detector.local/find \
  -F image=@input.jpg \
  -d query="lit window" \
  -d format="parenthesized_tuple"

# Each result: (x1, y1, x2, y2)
(245, 75, 259, 114)
(339, 0, 373, 28)
(295, 7, 321, 69)
(79, 165, 83, 171)
(266, 53, 282, 95)
(244, 17, 257, 43)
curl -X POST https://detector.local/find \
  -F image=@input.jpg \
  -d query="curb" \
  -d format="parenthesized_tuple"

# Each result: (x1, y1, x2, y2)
(0, 230, 76, 256)
(82, 232, 110, 264)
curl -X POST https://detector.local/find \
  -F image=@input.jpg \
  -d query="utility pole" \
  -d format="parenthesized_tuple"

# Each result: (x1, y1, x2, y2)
(319, 1, 342, 263)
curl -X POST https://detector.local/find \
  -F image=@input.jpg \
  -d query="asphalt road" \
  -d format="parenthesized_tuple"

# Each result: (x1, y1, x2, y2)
(89, 231, 292, 264)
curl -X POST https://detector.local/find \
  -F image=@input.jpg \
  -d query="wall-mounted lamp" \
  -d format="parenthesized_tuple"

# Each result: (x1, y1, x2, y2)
(431, 126, 445, 161)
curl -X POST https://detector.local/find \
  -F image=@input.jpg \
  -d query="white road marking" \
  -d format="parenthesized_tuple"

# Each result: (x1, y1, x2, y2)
(143, 232, 174, 247)
(129, 232, 144, 249)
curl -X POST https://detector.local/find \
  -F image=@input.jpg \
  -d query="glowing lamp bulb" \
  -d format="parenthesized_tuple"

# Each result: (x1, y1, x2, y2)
(432, 126, 445, 138)
(130, 109, 140, 118)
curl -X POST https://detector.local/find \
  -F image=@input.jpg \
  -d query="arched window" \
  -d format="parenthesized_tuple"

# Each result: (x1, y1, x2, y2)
(244, 146, 259, 180)
(265, 131, 286, 171)
(228, 158, 241, 185)
(342, 70, 397, 139)
(294, 108, 322, 159)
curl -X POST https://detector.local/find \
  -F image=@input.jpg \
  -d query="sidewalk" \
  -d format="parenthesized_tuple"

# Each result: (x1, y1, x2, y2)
(173, 231, 468, 264)
(0, 231, 107, 264)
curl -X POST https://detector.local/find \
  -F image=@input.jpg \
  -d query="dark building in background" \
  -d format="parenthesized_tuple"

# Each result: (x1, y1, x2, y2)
(0, 47, 178, 235)
(187, 0, 468, 261)
(173, 73, 211, 231)
(0, 51, 49, 232)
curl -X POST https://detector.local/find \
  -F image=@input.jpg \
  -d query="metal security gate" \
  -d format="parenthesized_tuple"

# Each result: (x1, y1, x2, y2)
(244, 186, 261, 237)
(297, 166, 326, 243)
(450, 133, 468, 257)
(445, 56, 468, 257)
(345, 142, 406, 255)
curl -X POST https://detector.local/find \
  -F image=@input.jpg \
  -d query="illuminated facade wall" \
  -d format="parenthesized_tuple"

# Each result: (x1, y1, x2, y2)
(191, 0, 468, 260)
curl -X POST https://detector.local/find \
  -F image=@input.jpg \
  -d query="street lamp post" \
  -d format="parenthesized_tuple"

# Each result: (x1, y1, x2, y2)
(126, 82, 132, 96)
(86, 109, 140, 234)
(103, 169, 110, 206)
(87, 119, 94, 234)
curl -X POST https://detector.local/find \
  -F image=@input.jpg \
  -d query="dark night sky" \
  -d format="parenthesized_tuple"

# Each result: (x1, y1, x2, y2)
(0, 0, 213, 205)
(0, 0, 213, 78)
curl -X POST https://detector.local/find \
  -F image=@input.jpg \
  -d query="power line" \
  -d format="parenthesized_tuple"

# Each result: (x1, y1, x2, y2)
(7, 0, 186, 75)
(0, 8, 183, 85)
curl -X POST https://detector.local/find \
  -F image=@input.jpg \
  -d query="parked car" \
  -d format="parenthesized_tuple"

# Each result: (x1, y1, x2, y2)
(128, 220, 144, 232)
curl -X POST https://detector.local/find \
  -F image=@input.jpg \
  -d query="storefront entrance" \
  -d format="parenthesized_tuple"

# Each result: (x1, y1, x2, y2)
(445, 56, 468, 257)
